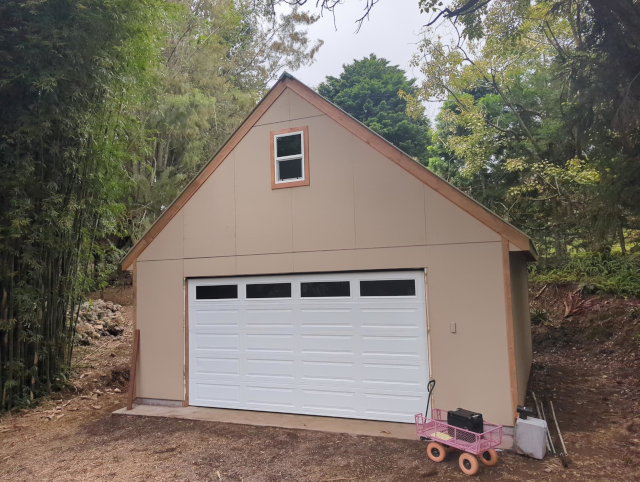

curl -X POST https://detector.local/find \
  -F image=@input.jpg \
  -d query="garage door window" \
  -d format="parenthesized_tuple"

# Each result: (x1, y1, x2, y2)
(246, 282, 292, 299)
(195, 284, 238, 300)
(301, 281, 350, 298)
(360, 279, 416, 297)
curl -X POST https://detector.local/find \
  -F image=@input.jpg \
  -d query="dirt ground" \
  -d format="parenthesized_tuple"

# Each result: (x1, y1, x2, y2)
(0, 284, 638, 481)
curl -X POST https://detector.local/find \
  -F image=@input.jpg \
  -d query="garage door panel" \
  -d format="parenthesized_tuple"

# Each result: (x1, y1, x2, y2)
(300, 359, 357, 384)
(363, 390, 426, 420)
(194, 308, 240, 328)
(246, 386, 296, 409)
(301, 388, 358, 415)
(299, 307, 355, 330)
(194, 356, 241, 378)
(301, 334, 356, 356)
(189, 270, 428, 423)
(361, 334, 423, 358)
(195, 382, 241, 405)
(195, 333, 240, 352)
(362, 361, 426, 388)
(246, 358, 295, 381)
(246, 333, 294, 354)
(359, 306, 422, 331)
(245, 307, 295, 328)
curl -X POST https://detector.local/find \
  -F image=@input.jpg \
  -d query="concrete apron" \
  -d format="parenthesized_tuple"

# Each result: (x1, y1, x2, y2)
(113, 404, 417, 440)
(113, 404, 514, 449)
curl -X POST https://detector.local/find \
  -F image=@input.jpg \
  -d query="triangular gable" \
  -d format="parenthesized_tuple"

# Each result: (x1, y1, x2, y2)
(121, 73, 536, 270)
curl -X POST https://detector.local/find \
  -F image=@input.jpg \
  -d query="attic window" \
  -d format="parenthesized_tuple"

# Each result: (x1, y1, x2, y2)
(271, 126, 310, 189)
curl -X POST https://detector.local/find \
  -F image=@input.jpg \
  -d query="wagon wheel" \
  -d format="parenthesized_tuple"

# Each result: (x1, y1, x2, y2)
(426, 442, 447, 462)
(459, 453, 479, 476)
(479, 449, 498, 466)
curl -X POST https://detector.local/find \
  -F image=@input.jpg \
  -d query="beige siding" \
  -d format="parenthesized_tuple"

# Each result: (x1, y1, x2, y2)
(289, 89, 323, 120)
(138, 210, 184, 261)
(510, 252, 532, 404)
(424, 186, 500, 245)
(136, 259, 184, 400)
(184, 152, 236, 258)
(255, 89, 290, 126)
(426, 242, 514, 426)
(234, 121, 294, 255)
(354, 140, 427, 248)
(291, 115, 356, 252)
(134, 86, 524, 423)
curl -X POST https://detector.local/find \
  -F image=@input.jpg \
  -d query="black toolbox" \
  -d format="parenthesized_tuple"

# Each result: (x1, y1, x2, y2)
(447, 408, 484, 433)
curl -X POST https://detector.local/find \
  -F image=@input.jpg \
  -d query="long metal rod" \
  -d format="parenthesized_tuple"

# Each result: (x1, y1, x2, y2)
(531, 392, 551, 453)
(549, 400, 568, 455)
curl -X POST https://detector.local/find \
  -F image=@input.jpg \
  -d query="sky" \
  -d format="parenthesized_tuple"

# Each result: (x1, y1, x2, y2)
(289, 0, 439, 117)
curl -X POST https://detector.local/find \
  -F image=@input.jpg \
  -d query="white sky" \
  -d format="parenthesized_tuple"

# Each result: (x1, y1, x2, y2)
(289, 0, 442, 118)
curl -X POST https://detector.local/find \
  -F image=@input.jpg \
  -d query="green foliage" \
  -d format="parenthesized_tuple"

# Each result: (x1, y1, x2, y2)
(530, 308, 550, 325)
(412, 0, 640, 259)
(0, 0, 323, 411)
(318, 55, 432, 163)
(126, 0, 322, 238)
(0, 0, 166, 410)
(529, 254, 640, 296)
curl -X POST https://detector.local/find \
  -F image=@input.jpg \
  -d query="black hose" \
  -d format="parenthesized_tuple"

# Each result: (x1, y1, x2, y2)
(425, 379, 436, 417)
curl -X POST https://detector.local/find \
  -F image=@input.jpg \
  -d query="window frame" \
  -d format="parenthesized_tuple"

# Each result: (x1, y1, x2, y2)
(270, 126, 310, 189)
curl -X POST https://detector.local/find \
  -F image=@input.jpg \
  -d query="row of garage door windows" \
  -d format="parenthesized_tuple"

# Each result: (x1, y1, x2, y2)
(195, 279, 417, 301)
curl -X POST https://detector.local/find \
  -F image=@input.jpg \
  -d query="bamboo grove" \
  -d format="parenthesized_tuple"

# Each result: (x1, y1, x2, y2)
(0, 0, 320, 411)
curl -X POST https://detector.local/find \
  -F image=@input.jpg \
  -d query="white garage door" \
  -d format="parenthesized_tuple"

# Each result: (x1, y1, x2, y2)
(188, 270, 429, 423)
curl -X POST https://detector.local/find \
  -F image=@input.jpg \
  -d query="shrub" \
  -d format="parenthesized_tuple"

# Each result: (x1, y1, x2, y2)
(529, 253, 640, 297)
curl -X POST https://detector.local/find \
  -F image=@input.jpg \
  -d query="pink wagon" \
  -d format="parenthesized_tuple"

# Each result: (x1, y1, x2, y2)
(415, 409, 503, 476)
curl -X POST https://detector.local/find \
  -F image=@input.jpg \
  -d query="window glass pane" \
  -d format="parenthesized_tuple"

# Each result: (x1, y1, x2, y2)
(276, 133, 302, 157)
(360, 279, 416, 297)
(196, 284, 238, 300)
(301, 281, 350, 298)
(246, 282, 292, 299)
(278, 158, 303, 181)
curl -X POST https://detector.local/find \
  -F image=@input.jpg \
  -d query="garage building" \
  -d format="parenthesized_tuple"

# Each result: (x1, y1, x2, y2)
(121, 73, 535, 429)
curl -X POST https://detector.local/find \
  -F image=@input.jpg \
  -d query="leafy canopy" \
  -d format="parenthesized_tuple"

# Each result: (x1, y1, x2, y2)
(318, 54, 432, 163)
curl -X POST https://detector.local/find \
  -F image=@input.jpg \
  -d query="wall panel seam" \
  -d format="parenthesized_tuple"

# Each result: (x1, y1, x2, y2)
(255, 113, 326, 127)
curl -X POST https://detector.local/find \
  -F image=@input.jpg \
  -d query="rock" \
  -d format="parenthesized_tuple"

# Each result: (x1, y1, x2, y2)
(77, 323, 95, 335)
(108, 325, 124, 336)
(74, 298, 125, 338)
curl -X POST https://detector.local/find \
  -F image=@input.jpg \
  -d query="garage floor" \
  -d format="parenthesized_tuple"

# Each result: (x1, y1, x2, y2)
(114, 404, 417, 440)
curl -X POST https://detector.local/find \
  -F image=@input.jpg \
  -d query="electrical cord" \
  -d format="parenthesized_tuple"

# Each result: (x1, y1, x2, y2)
(425, 379, 436, 417)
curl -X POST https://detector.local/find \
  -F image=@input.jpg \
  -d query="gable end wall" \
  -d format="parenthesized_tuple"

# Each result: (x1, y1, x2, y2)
(134, 87, 520, 426)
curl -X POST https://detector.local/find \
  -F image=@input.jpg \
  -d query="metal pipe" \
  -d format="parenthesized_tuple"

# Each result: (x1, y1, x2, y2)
(533, 392, 556, 454)
(549, 400, 568, 455)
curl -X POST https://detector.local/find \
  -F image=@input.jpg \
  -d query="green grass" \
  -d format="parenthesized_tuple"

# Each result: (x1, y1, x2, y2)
(529, 253, 640, 297)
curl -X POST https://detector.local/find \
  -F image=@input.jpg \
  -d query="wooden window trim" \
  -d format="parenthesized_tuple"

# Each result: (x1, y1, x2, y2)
(270, 126, 310, 189)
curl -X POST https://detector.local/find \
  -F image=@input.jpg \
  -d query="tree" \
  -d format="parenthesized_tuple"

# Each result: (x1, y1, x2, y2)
(409, 0, 640, 259)
(318, 54, 432, 163)
(125, 0, 323, 239)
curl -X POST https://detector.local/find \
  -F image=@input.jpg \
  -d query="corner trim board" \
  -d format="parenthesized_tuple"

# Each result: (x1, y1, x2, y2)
(184, 279, 189, 407)
(501, 237, 519, 420)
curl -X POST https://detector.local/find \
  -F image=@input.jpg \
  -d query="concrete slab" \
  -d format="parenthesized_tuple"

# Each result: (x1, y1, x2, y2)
(113, 405, 418, 440)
